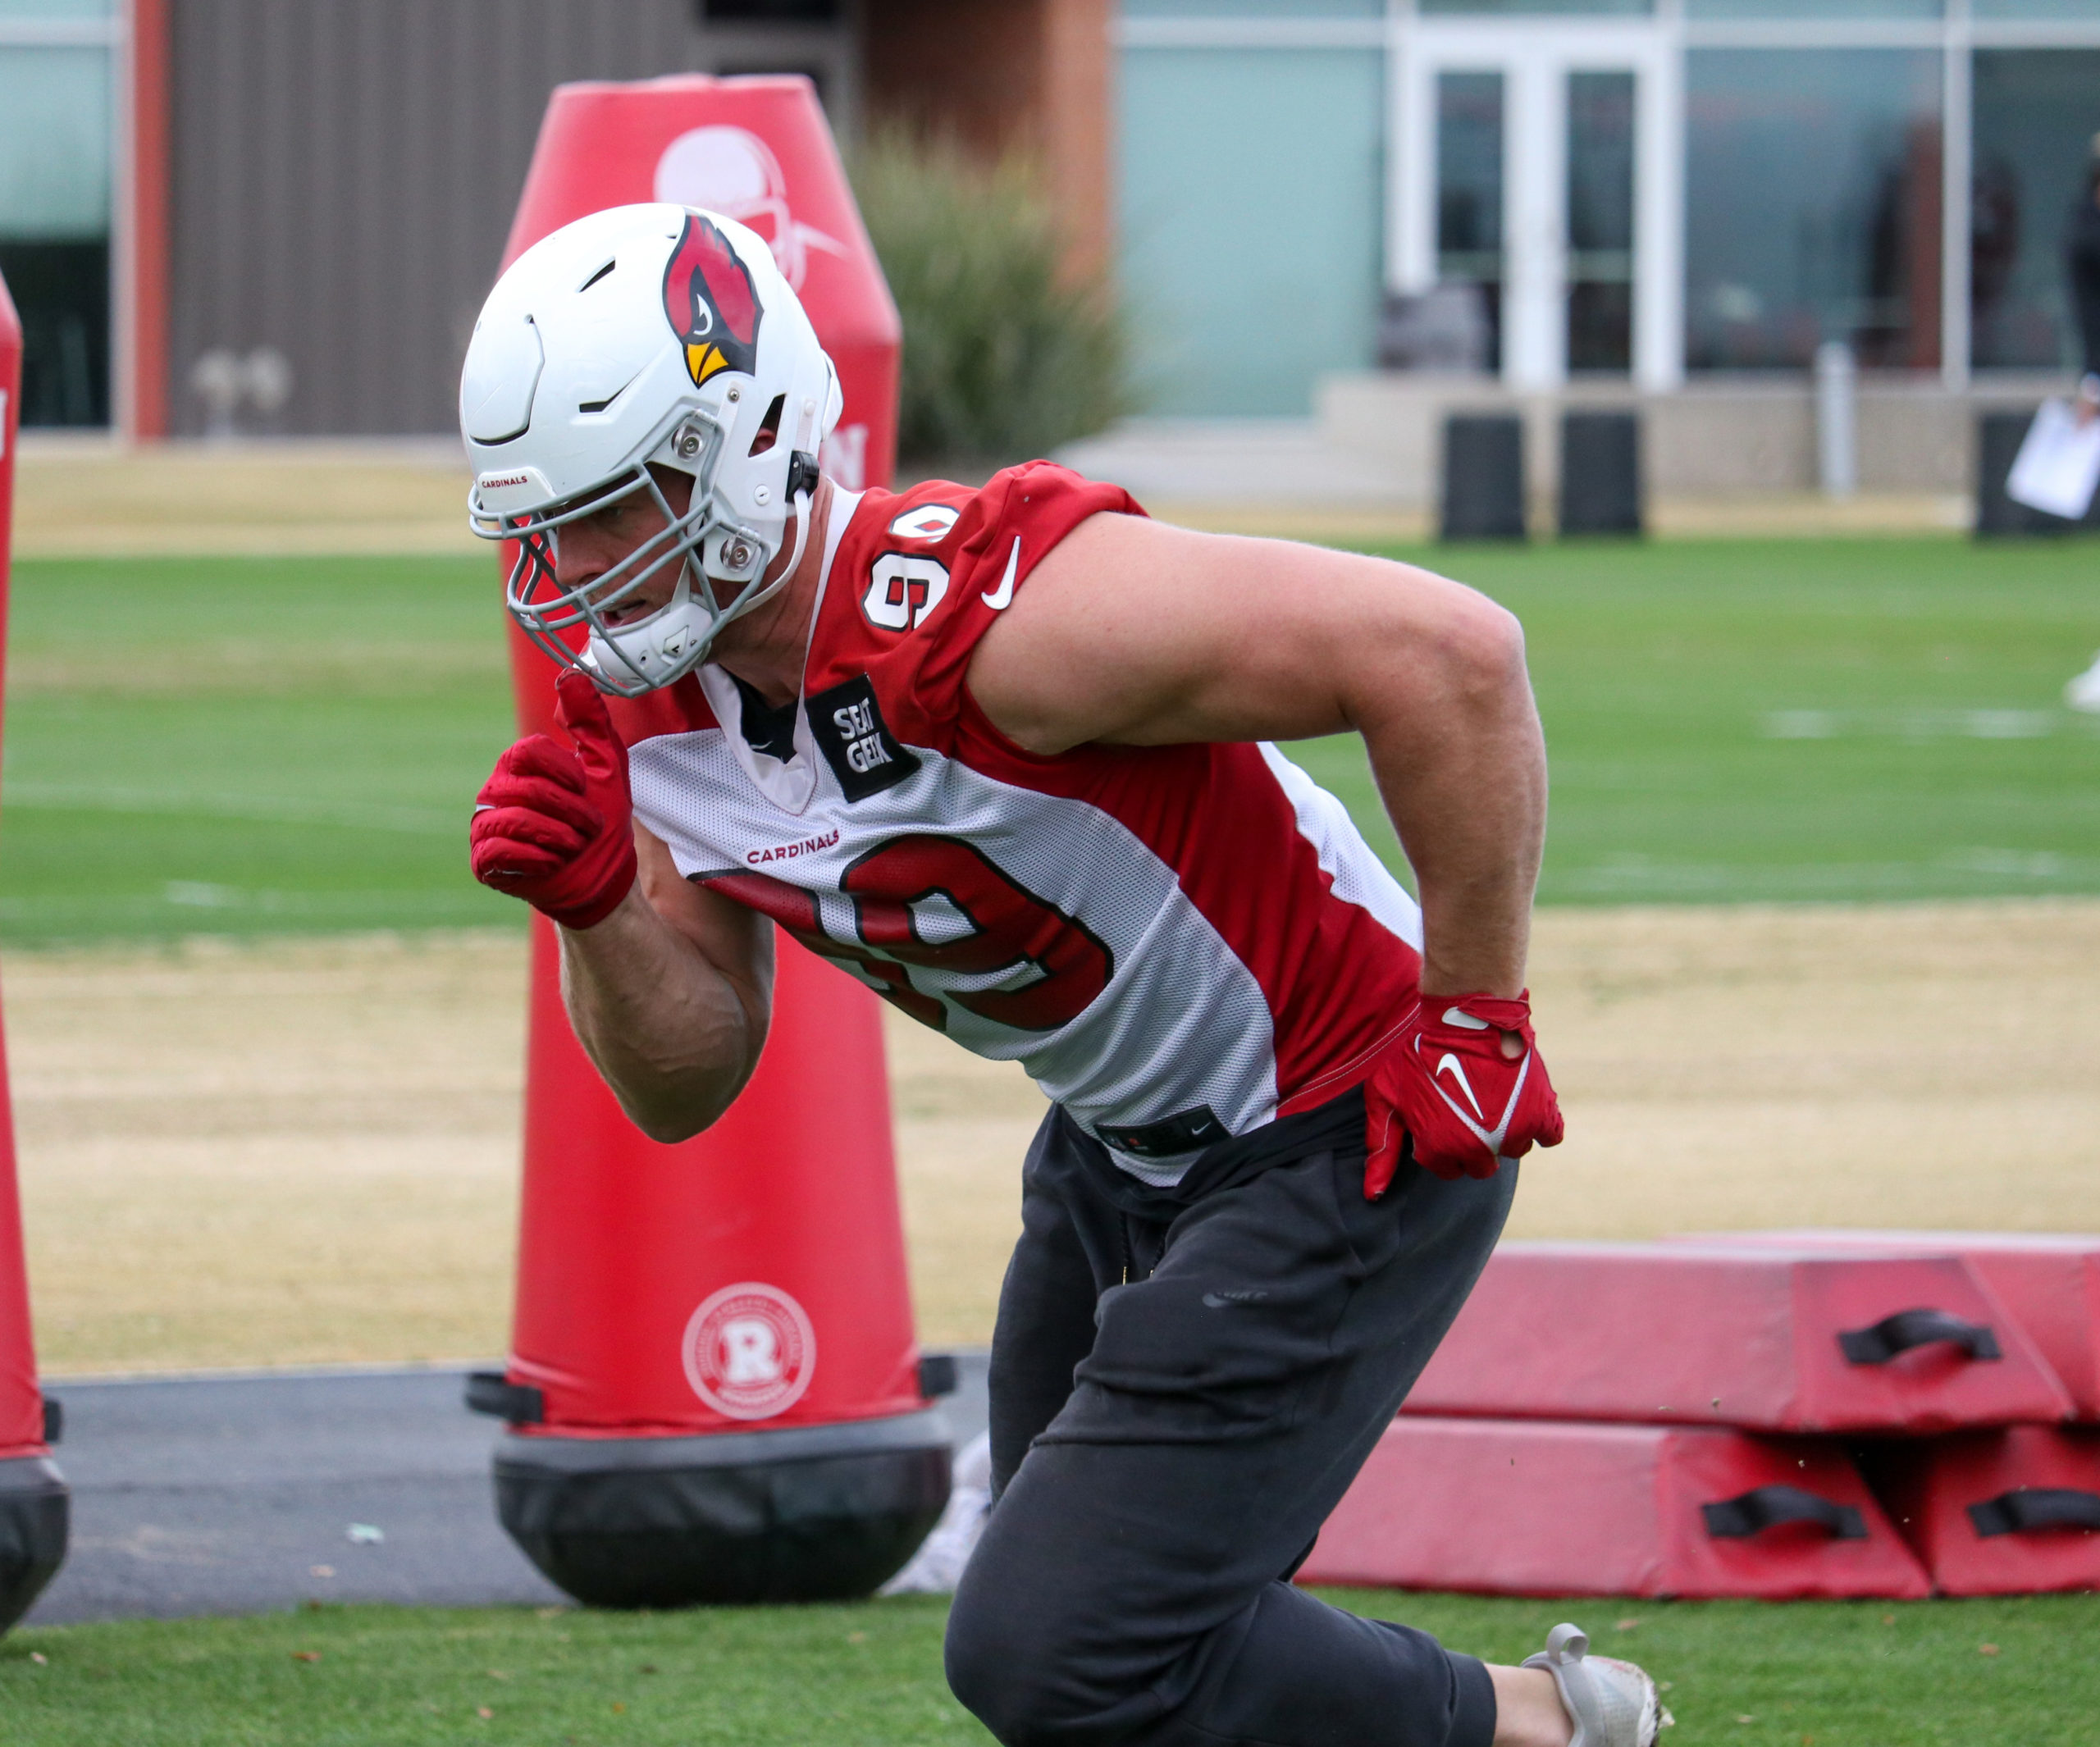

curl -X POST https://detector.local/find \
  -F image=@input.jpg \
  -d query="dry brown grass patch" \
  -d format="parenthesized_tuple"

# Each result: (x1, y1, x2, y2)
(11, 899, 2095, 1373)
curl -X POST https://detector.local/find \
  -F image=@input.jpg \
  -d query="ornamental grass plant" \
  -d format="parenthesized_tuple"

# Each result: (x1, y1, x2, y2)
(851, 129, 1131, 468)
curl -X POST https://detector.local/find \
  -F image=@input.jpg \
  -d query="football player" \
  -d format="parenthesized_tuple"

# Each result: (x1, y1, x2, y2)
(464, 206, 1663, 1747)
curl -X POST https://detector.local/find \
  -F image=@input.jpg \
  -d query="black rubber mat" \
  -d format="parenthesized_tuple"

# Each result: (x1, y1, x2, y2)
(22, 1355, 986, 1625)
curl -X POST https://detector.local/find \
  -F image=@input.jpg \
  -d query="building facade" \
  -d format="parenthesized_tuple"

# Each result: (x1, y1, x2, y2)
(2, 0, 2097, 441)
(1121, 1, 2100, 417)
(0, 0, 1107, 439)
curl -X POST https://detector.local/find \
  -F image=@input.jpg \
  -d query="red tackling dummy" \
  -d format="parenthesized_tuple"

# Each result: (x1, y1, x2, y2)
(1363, 990, 1564, 1196)
(472, 671, 639, 931)
(467, 76, 943, 1611)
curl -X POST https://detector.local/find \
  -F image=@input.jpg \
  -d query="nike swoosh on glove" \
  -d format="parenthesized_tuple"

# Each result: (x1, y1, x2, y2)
(469, 669, 638, 931)
(1363, 990, 1564, 1198)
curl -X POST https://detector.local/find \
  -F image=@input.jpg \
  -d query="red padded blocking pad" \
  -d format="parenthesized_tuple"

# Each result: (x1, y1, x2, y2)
(1864, 1425, 2100, 1596)
(1673, 1233, 2100, 1421)
(0, 272, 46, 1464)
(1405, 1243, 2071, 1433)
(1299, 1417, 1929, 1599)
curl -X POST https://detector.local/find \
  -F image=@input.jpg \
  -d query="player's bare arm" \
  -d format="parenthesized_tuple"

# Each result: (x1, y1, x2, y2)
(559, 829, 774, 1141)
(472, 683, 774, 1140)
(968, 513, 1545, 1001)
(477, 457, 856, 1140)
(484, 468, 825, 1140)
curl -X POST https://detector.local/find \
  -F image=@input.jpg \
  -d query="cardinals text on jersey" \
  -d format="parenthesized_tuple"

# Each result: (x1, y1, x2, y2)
(609, 463, 1426, 1185)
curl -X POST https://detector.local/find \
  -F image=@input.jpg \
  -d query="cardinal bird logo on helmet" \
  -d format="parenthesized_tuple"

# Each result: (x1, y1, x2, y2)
(663, 212, 763, 388)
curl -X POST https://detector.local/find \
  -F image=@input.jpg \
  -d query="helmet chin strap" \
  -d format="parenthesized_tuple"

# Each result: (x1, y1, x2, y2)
(777, 485, 814, 589)
(704, 482, 813, 629)
(582, 486, 816, 693)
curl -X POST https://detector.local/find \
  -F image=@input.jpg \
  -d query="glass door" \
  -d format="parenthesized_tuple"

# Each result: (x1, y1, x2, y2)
(1566, 70, 1636, 374)
(1395, 21, 1675, 390)
(1436, 71, 1507, 373)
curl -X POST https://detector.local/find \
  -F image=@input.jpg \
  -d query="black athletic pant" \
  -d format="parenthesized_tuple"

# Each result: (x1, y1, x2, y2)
(945, 1092, 1514, 1747)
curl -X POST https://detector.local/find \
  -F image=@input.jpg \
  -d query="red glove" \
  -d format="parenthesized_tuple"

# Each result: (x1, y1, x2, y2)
(1363, 991, 1564, 1197)
(470, 670, 638, 931)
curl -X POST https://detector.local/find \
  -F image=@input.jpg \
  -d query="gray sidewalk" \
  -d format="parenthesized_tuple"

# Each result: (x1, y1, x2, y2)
(23, 1357, 988, 1626)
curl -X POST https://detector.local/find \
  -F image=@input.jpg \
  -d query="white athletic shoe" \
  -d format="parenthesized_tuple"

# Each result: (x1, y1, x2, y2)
(2067, 652, 2100, 715)
(1522, 1622, 1672, 1747)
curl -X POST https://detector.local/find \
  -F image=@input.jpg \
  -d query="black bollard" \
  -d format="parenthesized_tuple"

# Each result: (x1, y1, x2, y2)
(1559, 410, 1643, 536)
(0, 1398, 68, 1635)
(1977, 411, 2053, 537)
(1441, 414, 1527, 541)
(1974, 408, 2100, 538)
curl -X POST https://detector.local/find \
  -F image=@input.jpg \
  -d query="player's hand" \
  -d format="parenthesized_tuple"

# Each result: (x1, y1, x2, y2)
(470, 670, 638, 930)
(1362, 990, 1564, 1197)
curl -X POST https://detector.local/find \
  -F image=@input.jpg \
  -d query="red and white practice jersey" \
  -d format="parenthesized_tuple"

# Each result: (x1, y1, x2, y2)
(610, 463, 1423, 1184)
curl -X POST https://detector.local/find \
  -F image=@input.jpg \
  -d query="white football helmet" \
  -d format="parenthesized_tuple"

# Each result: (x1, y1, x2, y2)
(460, 203, 842, 695)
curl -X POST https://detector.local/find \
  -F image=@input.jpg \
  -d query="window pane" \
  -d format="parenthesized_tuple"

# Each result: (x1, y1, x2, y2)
(0, 0, 114, 17)
(1973, 1, 2100, 18)
(0, 47, 110, 236)
(0, 43, 112, 428)
(1685, 49, 1942, 372)
(1686, 0, 1939, 17)
(1568, 71, 1636, 374)
(1120, 49, 1385, 414)
(1438, 71, 1505, 372)
(1972, 49, 2100, 372)
(1422, 1, 1650, 15)
(0, 239, 109, 426)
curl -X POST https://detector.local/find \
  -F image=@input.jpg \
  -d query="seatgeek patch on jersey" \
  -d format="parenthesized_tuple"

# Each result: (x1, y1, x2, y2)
(806, 674, 920, 801)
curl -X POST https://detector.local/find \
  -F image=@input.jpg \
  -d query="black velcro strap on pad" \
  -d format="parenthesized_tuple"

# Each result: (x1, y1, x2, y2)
(465, 1372, 546, 1425)
(1968, 1487, 2100, 1538)
(1837, 1307, 2002, 1366)
(1701, 1485, 1868, 1541)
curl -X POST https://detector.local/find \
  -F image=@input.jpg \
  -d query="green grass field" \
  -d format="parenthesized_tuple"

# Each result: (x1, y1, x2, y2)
(3, 535, 2096, 944)
(2, 1590, 2089, 1746)
(0, 554, 519, 942)
(1299, 534, 2100, 905)
(4, 541, 2097, 1722)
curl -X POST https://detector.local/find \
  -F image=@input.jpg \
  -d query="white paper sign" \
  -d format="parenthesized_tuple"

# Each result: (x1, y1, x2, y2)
(2006, 398, 2100, 522)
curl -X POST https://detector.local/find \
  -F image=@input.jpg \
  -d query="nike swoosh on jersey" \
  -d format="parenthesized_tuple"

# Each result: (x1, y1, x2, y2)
(1441, 1005, 1491, 1031)
(982, 536, 1020, 609)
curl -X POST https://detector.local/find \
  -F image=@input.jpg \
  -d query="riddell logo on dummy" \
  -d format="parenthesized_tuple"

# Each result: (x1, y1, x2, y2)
(682, 1282, 815, 1421)
(746, 829, 839, 864)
